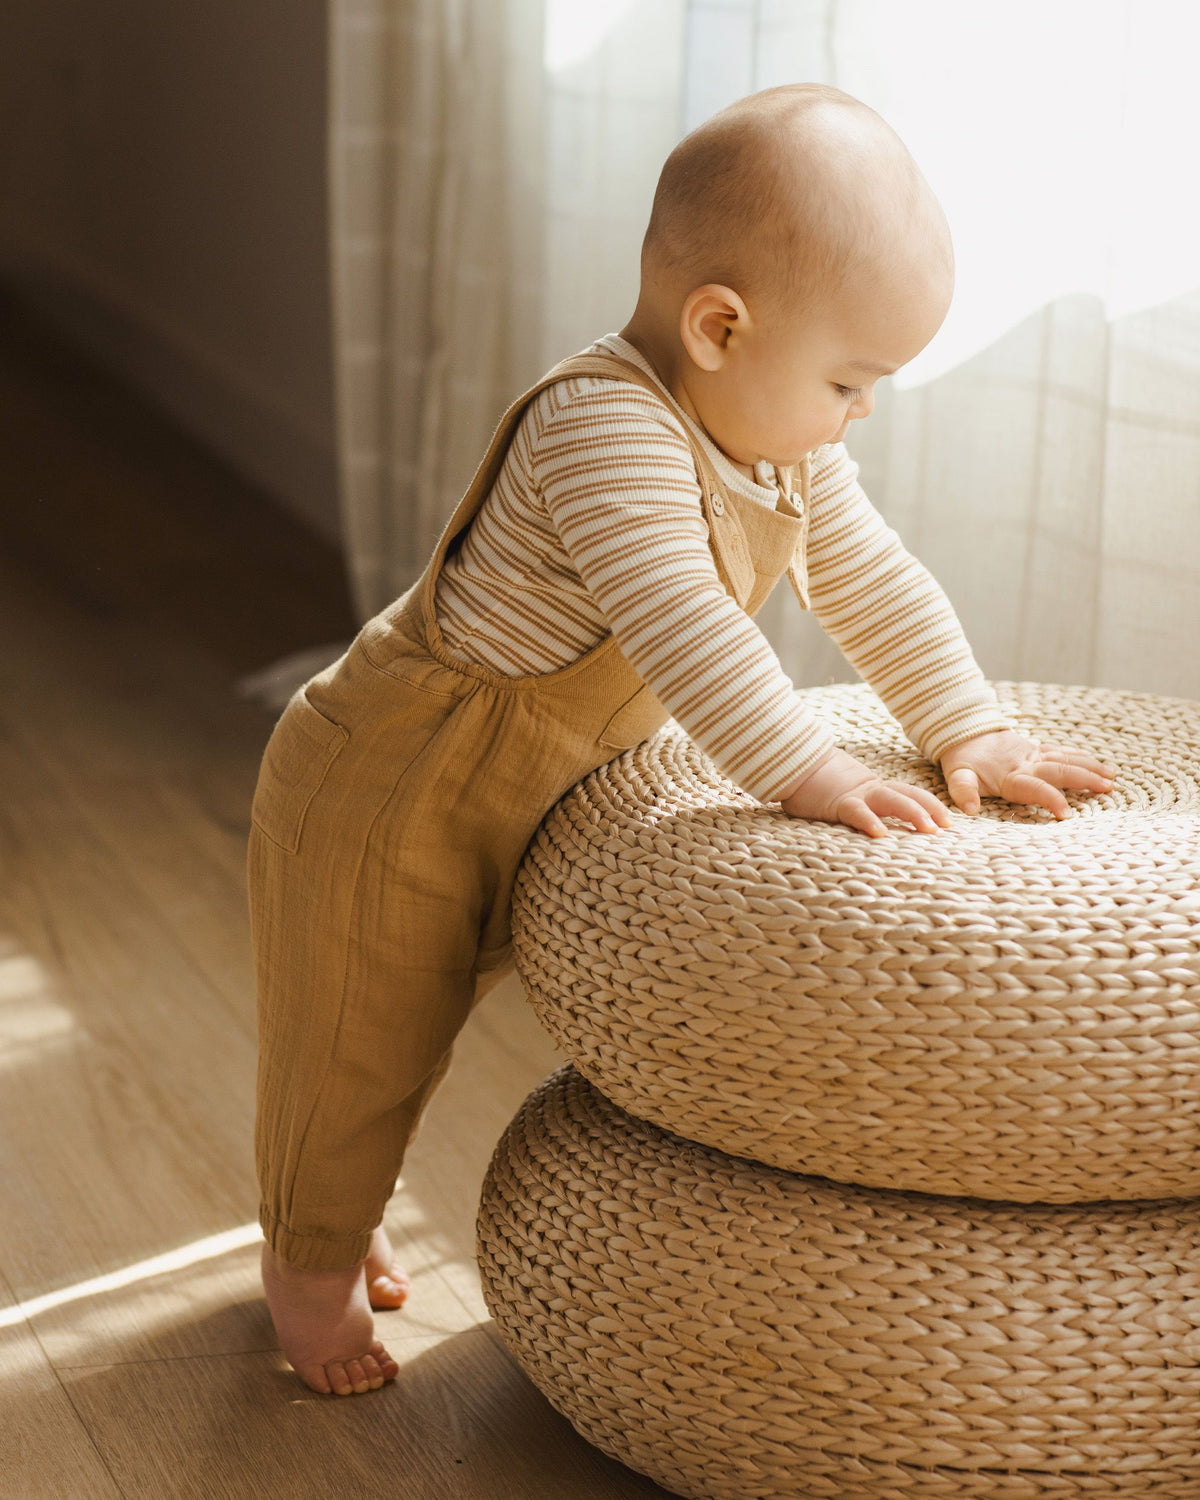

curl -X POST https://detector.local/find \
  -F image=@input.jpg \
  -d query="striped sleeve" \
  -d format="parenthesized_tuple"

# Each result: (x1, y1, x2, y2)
(805, 442, 1015, 762)
(530, 383, 838, 802)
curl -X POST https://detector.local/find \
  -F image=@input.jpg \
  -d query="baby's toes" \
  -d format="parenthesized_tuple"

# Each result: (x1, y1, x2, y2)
(369, 1338, 401, 1377)
(367, 1265, 410, 1309)
(358, 1350, 391, 1387)
(294, 1361, 334, 1396)
(324, 1358, 365, 1396)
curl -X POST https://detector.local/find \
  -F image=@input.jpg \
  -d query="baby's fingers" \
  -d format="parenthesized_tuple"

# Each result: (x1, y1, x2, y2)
(1033, 759, 1114, 795)
(904, 783, 954, 828)
(835, 796, 891, 839)
(1001, 771, 1075, 820)
(944, 765, 982, 815)
(1032, 747, 1116, 792)
(868, 784, 945, 835)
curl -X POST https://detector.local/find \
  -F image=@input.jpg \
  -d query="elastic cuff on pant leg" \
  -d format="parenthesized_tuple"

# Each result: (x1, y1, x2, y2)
(260, 1206, 374, 1271)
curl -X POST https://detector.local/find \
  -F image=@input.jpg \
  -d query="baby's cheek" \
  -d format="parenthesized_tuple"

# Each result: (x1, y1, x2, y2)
(792, 408, 839, 456)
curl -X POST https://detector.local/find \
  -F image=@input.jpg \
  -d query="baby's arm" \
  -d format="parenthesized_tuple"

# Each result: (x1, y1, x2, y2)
(803, 441, 1013, 762)
(802, 443, 1114, 816)
(531, 383, 939, 833)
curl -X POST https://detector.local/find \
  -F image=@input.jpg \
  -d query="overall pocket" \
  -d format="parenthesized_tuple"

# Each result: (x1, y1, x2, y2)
(250, 690, 349, 854)
(597, 682, 671, 751)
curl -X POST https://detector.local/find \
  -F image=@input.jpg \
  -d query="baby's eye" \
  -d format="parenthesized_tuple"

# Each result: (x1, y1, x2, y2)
(834, 384, 865, 401)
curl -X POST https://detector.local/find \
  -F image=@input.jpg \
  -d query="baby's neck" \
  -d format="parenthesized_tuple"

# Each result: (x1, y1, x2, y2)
(615, 319, 676, 390)
(615, 321, 758, 483)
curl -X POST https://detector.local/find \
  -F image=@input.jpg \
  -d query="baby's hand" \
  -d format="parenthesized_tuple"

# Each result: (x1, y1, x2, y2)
(779, 746, 952, 838)
(938, 729, 1115, 819)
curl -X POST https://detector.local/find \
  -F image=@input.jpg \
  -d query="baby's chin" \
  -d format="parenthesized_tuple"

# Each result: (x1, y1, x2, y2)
(777, 440, 838, 465)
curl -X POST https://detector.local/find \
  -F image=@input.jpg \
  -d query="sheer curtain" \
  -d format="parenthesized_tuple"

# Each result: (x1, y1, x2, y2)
(239, 0, 548, 707)
(728, 1, 1200, 703)
(240, 0, 1200, 713)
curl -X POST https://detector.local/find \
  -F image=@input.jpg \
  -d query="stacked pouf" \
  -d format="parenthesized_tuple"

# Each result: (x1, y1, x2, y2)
(475, 681, 1200, 1499)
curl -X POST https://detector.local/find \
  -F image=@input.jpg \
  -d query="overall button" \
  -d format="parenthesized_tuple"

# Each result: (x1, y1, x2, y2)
(709, 492, 725, 515)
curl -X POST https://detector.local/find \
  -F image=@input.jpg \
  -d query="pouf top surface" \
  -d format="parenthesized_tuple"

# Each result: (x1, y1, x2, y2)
(512, 681, 1200, 1203)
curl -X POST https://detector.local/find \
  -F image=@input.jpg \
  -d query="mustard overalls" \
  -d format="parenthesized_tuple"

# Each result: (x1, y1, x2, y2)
(247, 350, 815, 1271)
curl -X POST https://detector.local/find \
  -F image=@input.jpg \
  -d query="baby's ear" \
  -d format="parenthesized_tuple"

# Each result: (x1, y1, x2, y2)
(679, 284, 749, 370)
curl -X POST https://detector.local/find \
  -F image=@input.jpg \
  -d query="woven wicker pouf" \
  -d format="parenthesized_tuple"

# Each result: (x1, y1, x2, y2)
(511, 681, 1200, 1203)
(477, 1064, 1200, 1500)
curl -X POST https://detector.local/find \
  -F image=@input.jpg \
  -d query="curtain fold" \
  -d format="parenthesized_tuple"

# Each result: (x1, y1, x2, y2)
(328, 0, 547, 624)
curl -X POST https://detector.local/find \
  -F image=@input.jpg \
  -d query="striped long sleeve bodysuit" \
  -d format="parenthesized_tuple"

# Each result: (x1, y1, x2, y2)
(433, 333, 1011, 801)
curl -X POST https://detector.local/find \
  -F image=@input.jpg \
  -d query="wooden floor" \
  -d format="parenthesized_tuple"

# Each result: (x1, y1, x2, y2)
(0, 289, 674, 1500)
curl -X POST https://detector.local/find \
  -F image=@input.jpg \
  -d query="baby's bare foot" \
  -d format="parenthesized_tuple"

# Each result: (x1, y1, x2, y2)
(261, 1240, 404, 1396)
(363, 1223, 411, 1310)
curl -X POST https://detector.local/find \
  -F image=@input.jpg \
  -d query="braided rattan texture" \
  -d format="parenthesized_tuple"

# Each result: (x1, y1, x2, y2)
(476, 1064, 1200, 1500)
(511, 681, 1200, 1204)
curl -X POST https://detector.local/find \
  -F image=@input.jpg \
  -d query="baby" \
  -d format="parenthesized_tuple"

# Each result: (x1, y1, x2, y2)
(250, 82, 1114, 1397)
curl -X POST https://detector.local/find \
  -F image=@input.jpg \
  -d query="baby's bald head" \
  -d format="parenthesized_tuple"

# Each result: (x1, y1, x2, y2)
(639, 83, 951, 328)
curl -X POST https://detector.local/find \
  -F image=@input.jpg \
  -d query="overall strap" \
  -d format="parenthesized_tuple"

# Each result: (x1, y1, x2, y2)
(524, 351, 817, 611)
(418, 350, 736, 636)
(546, 354, 781, 602)
(785, 455, 813, 610)
(417, 348, 813, 636)
(567, 355, 816, 612)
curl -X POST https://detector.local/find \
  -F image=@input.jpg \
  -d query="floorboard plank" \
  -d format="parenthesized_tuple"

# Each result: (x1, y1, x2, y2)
(0, 1274, 125, 1500)
(59, 1326, 676, 1500)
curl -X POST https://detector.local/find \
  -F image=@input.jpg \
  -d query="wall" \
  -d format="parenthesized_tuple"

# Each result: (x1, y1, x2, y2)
(0, 0, 341, 542)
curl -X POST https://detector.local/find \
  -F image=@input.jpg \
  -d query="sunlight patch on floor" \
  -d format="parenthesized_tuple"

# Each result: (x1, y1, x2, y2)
(0, 940, 79, 1067)
(0, 1222, 264, 1330)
